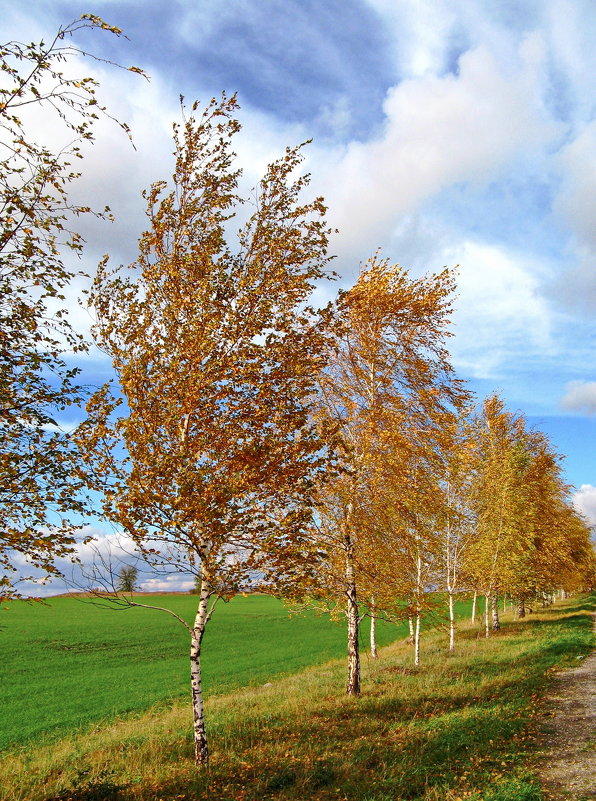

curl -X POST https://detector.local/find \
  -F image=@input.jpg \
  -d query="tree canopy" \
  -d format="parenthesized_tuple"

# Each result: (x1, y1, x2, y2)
(0, 16, 144, 599)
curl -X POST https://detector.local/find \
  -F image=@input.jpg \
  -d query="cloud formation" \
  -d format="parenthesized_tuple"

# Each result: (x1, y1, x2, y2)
(14, 526, 196, 597)
(560, 381, 596, 415)
(320, 39, 560, 259)
(572, 484, 596, 529)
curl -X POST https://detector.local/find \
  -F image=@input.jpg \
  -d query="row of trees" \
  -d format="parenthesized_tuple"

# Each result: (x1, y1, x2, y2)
(282, 264, 594, 692)
(1, 19, 593, 766)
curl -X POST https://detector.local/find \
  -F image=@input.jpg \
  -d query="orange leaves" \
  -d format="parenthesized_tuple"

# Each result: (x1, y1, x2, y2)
(310, 256, 468, 622)
(81, 95, 335, 599)
(463, 394, 594, 600)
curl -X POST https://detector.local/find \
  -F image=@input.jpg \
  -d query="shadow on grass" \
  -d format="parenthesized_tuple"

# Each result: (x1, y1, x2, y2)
(140, 698, 531, 801)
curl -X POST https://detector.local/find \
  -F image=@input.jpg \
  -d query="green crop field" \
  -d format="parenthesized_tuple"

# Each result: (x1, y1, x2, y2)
(0, 592, 433, 751)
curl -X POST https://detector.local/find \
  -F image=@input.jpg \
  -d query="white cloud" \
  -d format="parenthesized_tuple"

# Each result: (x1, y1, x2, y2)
(551, 123, 596, 311)
(543, 0, 596, 125)
(315, 95, 354, 141)
(10, 526, 196, 597)
(140, 577, 194, 593)
(435, 239, 552, 378)
(313, 40, 560, 260)
(560, 380, 596, 415)
(365, 0, 458, 77)
(572, 484, 596, 528)
(554, 125, 596, 248)
(72, 529, 137, 565)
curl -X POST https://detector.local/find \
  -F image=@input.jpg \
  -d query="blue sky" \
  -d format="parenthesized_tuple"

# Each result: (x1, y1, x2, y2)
(2, 0, 595, 591)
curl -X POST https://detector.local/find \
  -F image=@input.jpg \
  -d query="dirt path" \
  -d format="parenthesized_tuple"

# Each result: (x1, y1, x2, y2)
(535, 614, 596, 800)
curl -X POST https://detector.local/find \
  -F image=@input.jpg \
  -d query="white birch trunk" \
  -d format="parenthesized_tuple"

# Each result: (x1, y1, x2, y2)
(445, 479, 456, 655)
(408, 614, 414, 644)
(471, 590, 477, 625)
(345, 533, 360, 696)
(491, 594, 500, 631)
(484, 593, 490, 638)
(414, 609, 421, 667)
(190, 568, 211, 765)
(414, 544, 423, 665)
(370, 597, 378, 659)
(448, 590, 455, 654)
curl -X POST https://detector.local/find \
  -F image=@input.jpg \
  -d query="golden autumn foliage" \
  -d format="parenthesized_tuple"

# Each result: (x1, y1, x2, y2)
(81, 94, 335, 590)
(464, 394, 594, 627)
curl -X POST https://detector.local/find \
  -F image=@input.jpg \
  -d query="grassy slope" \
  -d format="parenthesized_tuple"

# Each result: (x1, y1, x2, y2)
(0, 593, 410, 750)
(0, 595, 593, 801)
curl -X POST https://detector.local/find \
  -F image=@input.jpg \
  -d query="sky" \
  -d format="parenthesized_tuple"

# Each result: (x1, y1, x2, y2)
(2, 0, 595, 593)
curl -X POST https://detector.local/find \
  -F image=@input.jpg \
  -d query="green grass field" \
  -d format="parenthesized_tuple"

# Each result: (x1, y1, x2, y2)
(0, 592, 418, 751)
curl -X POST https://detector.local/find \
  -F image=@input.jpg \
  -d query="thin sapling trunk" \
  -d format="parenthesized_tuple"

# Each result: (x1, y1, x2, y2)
(345, 532, 361, 696)
(491, 594, 500, 631)
(190, 569, 212, 765)
(414, 609, 421, 667)
(448, 590, 455, 653)
(369, 596, 378, 659)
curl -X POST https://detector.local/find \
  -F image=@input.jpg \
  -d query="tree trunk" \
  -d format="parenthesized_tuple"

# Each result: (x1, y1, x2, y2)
(491, 594, 500, 631)
(414, 609, 421, 666)
(448, 590, 455, 653)
(471, 590, 477, 624)
(345, 534, 360, 696)
(518, 598, 526, 618)
(414, 546, 423, 665)
(485, 593, 490, 638)
(370, 597, 378, 659)
(407, 614, 414, 644)
(190, 569, 211, 765)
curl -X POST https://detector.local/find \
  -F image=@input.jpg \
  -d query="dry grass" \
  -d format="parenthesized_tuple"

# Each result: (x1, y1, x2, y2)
(1, 596, 593, 801)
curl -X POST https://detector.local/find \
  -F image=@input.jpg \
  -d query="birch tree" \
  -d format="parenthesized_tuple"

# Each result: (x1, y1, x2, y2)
(438, 414, 476, 653)
(466, 396, 529, 636)
(465, 397, 593, 627)
(0, 16, 143, 598)
(76, 95, 334, 764)
(508, 429, 594, 606)
(311, 256, 466, 687)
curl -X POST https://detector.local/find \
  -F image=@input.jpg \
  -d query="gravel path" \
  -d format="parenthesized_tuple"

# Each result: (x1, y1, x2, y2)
(535, 614, 596, 800)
